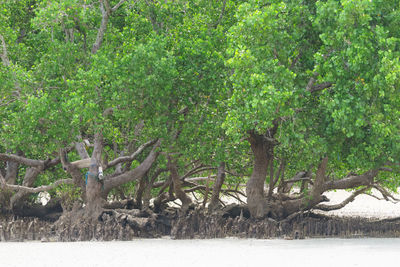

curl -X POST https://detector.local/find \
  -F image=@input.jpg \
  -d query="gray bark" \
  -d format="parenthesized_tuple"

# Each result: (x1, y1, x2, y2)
(142, 168, 168, 210)
(0, 34, 10, 66)
(9, 167, 43, 209)
(102, 140, 161, 195)
(86, 132, 104, 206)
(107, 139, 157, 169)
(4, 151, 21, 184)
(208, 162, 225, 211)
(92, 0, 111, 54)
(167, 156, 192, 212)
(246, 133, 271, 218)
(0, 154, 47, 167)
(323, 170, 377, 191)
(75, 135, 90, 159)
(60, 148, 87, 200)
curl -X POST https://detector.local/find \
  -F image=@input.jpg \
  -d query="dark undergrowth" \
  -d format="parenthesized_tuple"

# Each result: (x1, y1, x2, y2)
(1, 206, 400, 241)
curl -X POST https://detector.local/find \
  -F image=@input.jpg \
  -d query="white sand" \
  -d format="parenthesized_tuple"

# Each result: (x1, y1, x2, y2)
(165, 187, 400, 219)
(317, 189, 400, 219)
(218, 188, 400, 219)
(1, 239, 399, 267)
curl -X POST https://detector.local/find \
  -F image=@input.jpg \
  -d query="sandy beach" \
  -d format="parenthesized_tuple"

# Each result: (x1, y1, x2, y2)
(318, 189, 400, 219)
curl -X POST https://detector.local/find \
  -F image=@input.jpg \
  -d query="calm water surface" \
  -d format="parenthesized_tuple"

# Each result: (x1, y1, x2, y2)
(0, 238, 399, 267)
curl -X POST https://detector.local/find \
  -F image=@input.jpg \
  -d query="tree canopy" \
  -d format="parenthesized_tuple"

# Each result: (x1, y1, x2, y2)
(0, 0, 399, 220)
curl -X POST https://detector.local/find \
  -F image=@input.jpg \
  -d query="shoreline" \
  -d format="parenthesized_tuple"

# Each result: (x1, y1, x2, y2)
(1, 189, 400, 242)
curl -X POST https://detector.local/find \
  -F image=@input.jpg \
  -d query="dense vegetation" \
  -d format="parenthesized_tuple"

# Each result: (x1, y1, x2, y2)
(1, 0, 399, 221)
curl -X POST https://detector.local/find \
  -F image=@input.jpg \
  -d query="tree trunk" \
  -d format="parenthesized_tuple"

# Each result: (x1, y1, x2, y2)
(85, 132, 104, 215)
(208, 162, 226, 211)
(5, 151, 20, 185)
(167, 156, 192, 212)
(246, 132, 274, 218)
(134, 174, 148, 209)
(75, 136, 90, 159)
(60, 148, 87, 201)
(102, 140, 161, 196)
(143, 169, 166, 211)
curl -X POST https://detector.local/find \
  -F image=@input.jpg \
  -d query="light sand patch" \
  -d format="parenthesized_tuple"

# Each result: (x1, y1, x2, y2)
(158, 188, 400, 219)
(316, 189, 400, 219)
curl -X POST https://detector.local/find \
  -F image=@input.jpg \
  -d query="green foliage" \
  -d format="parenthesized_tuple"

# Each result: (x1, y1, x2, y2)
(0, 0, 399, 197)
(225, 0, 400, 180)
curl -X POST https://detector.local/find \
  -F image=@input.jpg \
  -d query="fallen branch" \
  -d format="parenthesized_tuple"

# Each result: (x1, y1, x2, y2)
(364, 192, 383, 201)
(373, 184, 400, 203)
(314, 187, 370, 211)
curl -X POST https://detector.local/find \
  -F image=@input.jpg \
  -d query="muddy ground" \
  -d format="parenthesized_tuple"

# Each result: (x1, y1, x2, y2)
(1, 207, 400, 241)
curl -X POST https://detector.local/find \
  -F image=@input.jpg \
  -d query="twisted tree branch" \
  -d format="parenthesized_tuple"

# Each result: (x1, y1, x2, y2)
(106, 139, 158, 169)
(314, 187, 370, 211)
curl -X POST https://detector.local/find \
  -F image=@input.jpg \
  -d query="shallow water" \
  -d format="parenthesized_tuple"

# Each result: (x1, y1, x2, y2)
(0, 238, 399, 267)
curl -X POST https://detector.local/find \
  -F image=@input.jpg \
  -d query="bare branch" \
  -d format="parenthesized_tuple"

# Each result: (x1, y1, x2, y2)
(92, 0, 110, 54)
(143, 168, 168, 209)
(279, 171, 309, 193)
(185, 175, 216, 182)
(373, 184, 400, 202)
(202, 173, 213, 207)
(310, 82, 333, 93)
(184, 185, 205, 193)
(111, 0, 127, 12)
(144, 0, 161, 33)
(306, 72, 333, 93)
(223, 191, 246, 204)
(75, 135, 90, 159)
(285, 177, 313, 184)
(0, 173, 73, 193)
(365, 192, 383, 201)
(323, 170, 378, 191)
(268, 158, 285, 198)
(315, 187, 370, 211)
(312, 156, 328, 196)
(0, 34, 10, 66)
(0, 154, 45, 167)
(106, 139, 158, 169)
(167, 155, 192, 210)
(181, 164, 204, 179)
(209, 162, 226, 210)
(305, 72, 318, 92)
(214, 0, 227, 28)
(181, 166, 216, 180)
(70, 158, 91, 169)
(102, 140, 161, 194)
(224, 169, 245, 177)
(152, 176, 217, 188)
